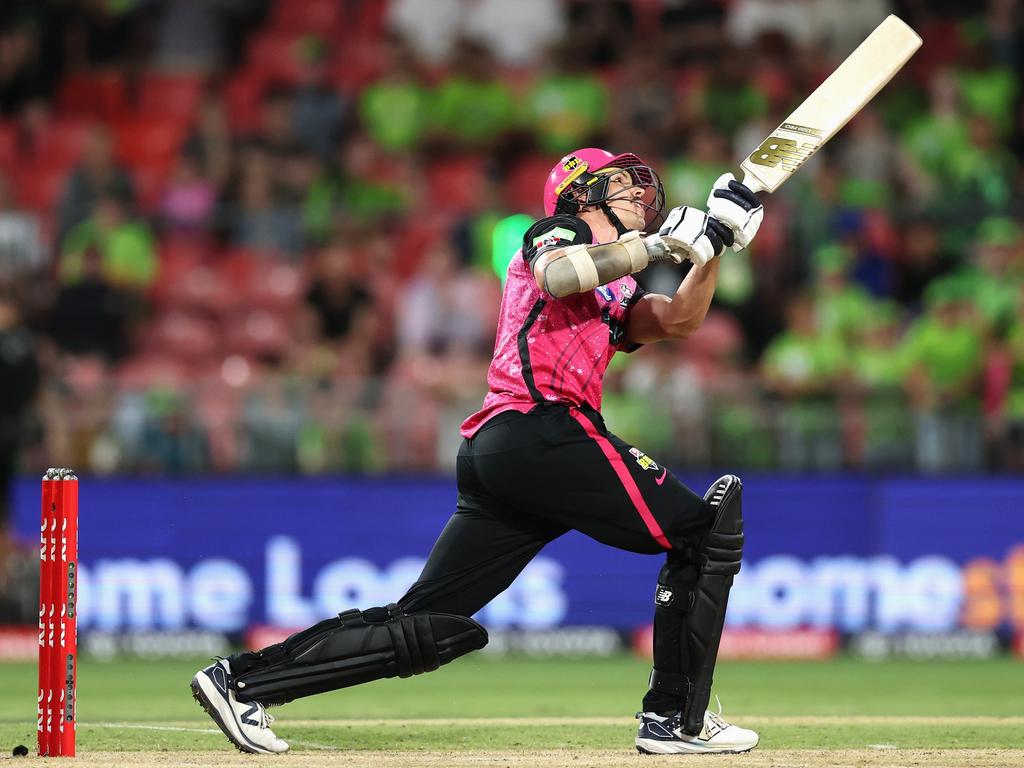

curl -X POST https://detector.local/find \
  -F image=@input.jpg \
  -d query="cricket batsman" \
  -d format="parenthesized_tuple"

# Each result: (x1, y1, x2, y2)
(191, 148, 764, 755)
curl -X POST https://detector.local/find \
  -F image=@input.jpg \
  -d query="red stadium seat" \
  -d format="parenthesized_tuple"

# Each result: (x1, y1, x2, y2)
(392, 221, 445, 280)
(57, 71, 127, 120)
(115, 355, 189, 389)
(215, 247, 258, 288)
(225, 308, 291, 359)
(223, 71, 265, 135)
(425, 156, 487, 214)
(132, 164, 169, 213)
(246, 32, 304, 86)
(0, 121, 17, 171)
(270, 0, 342, 34)
(330, 41, 385, 92)
(245, 261, 304, 311)
(347, 0, 388, 40)
(144, 309, 221, 365)
(163, 263, 240, 316)
(137, 73, 205, 124)
(33, 118, 96, 169)
(152, 239, 209, 303)
(503, 154, 555, 214)
(13, 165, 68, 212)
(112, 116, 187, 173)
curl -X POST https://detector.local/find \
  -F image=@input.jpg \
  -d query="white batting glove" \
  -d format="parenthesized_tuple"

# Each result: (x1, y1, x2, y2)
(706, 173, 763, 251)
(652, 205, 734, 267)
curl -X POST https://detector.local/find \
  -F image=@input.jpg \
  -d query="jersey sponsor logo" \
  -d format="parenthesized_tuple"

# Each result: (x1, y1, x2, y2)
(532, 226, 576, 251)
(595, 285, 614, 302)
(619, 283, 634, 308)
(629, 447, 659, 472)
(655, 587, 674, 606)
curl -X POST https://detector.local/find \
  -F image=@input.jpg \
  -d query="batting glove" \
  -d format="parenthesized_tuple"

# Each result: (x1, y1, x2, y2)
(650, 205, 734, 267)
(706, 173, 763, 251)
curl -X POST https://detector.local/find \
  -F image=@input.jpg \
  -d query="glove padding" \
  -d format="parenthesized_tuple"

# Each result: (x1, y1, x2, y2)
(707, 173, 763, 251)
(656, 206, 734, 267)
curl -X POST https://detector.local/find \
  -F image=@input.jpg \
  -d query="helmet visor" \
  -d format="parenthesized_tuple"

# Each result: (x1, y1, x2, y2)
(596, 165, 667, 233)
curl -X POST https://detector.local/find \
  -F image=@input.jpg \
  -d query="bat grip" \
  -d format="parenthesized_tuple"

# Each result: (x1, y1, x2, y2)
(739, 169, 768, 195)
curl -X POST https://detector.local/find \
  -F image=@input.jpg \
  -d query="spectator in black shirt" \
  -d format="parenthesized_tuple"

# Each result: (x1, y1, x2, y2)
(305, 244, 372, 341)
(49, 245, 129, 361)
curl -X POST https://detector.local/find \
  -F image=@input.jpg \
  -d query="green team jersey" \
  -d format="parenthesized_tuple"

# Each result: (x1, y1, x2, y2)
(762, 332, 846, 388)
(902, 316, 983, 391)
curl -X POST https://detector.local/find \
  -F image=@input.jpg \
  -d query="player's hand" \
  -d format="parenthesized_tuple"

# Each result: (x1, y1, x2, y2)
(655, 206, 734, 266)
(707, 173, 763, 251)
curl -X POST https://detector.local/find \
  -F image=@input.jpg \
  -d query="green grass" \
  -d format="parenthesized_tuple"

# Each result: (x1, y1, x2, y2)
(2, 655, 1023, 752)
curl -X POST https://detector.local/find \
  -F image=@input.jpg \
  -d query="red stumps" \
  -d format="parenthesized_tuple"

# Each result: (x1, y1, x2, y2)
(38, 468, 78, 757)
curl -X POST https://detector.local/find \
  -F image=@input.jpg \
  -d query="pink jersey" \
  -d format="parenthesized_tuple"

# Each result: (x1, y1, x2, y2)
(461, 247, 646, 438)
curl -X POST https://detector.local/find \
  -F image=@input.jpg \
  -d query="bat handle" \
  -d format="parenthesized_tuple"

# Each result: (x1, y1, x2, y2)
(739, 169, 768, 195)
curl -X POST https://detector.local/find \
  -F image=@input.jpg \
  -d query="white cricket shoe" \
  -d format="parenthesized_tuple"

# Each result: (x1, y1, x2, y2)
(635, 708, 759, 754)
(190, 659, 289, 754)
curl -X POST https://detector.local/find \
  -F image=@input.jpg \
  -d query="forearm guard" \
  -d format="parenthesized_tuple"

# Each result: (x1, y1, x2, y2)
(542, 231, 658, 298)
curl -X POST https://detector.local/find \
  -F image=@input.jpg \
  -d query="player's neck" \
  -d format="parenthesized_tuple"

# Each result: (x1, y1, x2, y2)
(579, 211, 620, 244)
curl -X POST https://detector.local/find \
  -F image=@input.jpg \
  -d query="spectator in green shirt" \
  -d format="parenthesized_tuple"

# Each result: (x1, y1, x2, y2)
(902, 71, 1016, 212)
(359, 35, 430, 154)
(761, 292, 848, 469)
(60, 196, 158, 292)
(811, 243, 878, 344)
(904, 281, 985, 406)
(925, 217, 1021, 332)
(697, 50, 766, 141)
(427, 39, 517, 149)
(902, 70, 971, 194)
(848, 301, 913, 468)
(955, 24, 1019, 138)
(527, 44, 609, 155)
(664, 123, 731, 211)
(902, 280, 985, 472)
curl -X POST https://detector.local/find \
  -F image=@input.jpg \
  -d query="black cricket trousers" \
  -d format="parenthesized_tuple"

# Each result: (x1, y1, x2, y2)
(397, 403, 716, 712)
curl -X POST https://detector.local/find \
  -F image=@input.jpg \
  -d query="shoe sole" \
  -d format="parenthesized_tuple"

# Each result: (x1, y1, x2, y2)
(190, 672, 275, 754)
(636, 736, 759, 755)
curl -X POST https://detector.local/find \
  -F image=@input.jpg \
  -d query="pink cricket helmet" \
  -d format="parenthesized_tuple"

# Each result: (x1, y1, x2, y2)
(542, 148, 666, 231)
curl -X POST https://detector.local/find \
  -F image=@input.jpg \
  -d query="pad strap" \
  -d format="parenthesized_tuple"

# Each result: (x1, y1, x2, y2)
(649, 668, 692, 698)
(230, 607, 487, 706)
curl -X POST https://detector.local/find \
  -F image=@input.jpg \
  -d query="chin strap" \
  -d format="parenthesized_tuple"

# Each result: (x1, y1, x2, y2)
(600, 202, 631, 237)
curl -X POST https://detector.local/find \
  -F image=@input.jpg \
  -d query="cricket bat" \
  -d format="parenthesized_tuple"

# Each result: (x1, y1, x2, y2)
(739, 15, 922, 195)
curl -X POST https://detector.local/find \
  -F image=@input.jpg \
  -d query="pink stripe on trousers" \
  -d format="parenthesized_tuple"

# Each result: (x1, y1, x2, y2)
(568, 409, 671, 550)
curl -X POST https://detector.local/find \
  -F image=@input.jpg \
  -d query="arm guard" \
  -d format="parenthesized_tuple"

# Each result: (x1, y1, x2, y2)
(542, 231, 670, 298)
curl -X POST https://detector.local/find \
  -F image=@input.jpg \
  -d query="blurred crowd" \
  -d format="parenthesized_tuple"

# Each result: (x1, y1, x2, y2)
(0, 0, 1022, 508)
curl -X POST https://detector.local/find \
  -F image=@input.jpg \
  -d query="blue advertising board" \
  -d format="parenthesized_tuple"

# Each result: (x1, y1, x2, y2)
(11, 475, 1024, 636)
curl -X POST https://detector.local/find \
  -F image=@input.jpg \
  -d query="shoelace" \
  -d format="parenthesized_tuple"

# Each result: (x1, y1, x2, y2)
(705, 695, 729, 730)
(706, 710, 728, 730)
(257, 705, 275, 730)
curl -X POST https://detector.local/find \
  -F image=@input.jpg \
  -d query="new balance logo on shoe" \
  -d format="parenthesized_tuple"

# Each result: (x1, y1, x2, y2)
(241, 704, 261, 727)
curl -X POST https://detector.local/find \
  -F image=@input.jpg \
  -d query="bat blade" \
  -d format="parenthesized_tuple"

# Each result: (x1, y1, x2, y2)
(740, 15, 921, 194)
